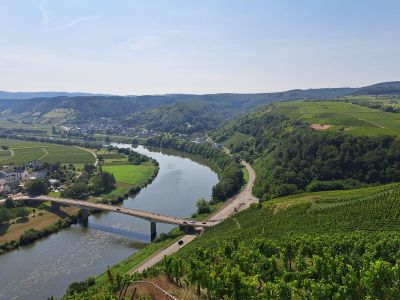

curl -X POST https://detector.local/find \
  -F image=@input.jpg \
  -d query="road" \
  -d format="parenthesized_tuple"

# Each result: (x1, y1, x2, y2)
(130, 160, 258, 273)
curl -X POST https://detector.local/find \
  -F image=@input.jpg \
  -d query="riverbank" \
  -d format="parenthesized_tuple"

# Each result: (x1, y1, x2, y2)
(0, 148, 159, 255)
(0, 205, 78, 255)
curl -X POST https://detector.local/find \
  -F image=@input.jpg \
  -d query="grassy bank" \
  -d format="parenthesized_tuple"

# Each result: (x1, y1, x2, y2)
(0, 207, 78, 255)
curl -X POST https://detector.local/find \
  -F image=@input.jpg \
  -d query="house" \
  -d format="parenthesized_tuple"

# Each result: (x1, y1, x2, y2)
(30, 171, 47, 180)
(49, 179, 60, 186)
(0, 169, 30, 193)
(28, 160, 44, 171)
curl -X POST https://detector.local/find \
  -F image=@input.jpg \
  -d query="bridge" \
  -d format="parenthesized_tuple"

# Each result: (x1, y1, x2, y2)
(11, 195, 221, 241)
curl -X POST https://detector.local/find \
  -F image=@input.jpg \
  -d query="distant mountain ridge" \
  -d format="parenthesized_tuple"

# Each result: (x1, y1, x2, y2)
(351, 81, 400, 96)
(0, 91, 110, 100)
(0, 81, 399, 132)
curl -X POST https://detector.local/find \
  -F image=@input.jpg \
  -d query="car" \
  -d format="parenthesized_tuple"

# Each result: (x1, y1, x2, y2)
(202, 221, 206, 224)
(178, 240, 184, 245)
(116, 208, 121, 211)
(189, 221, 196, 224)
(182, 221, 188, 224)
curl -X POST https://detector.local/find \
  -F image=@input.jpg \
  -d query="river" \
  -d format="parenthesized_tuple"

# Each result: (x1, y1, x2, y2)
(0, 145, 218, 299)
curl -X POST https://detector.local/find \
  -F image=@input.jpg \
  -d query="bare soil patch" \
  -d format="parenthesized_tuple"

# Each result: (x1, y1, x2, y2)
(122, 275, 202, 300)
(310, 124, 332, 130)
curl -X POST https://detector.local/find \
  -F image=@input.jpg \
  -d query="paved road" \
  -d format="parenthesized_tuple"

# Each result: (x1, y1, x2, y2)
(130, 160, 258, 274)
(11, 195, 218, 228)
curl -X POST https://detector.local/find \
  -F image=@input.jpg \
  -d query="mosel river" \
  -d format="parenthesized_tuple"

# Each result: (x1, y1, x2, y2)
(0, 145, 218, 299)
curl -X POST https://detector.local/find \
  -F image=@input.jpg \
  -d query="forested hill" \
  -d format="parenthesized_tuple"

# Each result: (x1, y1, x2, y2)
(0, 87, 356, 131)
(212, 100, 400, 200)
(1, 81, 400, 132)
(0, 91, 108, 99)
(351, 81, 400, 95)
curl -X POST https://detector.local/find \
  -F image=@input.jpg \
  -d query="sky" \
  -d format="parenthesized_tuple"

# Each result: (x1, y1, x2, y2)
(0, 0, 399, 95)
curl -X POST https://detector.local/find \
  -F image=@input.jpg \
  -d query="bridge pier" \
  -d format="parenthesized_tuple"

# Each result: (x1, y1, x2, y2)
(150, 221, 157, 242)
(51, 201, 60, 212)
(78, 208, 90, 225)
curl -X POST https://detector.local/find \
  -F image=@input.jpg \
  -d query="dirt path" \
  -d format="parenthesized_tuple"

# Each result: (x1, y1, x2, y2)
(129, 160, 258, 274)
(347, 112, 386, 129)
(75, 146, 98, 166)
(37, 148, 49, 160)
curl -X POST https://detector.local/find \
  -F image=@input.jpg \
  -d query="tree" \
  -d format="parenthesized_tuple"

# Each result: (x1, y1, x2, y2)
(25, 180, 48, 196)
(62, 182, 89, 199)
(4, 197, 15, 208)
(196, 198, 210, 214)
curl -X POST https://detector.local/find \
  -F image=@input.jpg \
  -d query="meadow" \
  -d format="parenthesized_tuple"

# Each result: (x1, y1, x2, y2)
(0, 138, 95, 166)
(274, 101, 400, 136)
(102, 164, 156, 187)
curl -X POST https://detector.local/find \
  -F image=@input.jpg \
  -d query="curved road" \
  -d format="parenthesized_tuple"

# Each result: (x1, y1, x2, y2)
(130, 160, 258, 273)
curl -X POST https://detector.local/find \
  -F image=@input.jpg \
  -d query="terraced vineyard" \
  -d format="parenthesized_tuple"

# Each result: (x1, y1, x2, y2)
(183, 184, 400, 250)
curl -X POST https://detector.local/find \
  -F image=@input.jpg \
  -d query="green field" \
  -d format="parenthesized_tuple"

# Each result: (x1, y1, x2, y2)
(0, 138, 95, 166)
(274, 101, 400, 136)
(221, 132, 252, 148)
(102, 164, 156, 186)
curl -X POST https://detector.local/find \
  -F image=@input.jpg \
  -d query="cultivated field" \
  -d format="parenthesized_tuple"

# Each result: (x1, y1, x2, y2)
(0, 138, 95, 166)
(274, 101, 400, 136)
(181, 183, 400, 251)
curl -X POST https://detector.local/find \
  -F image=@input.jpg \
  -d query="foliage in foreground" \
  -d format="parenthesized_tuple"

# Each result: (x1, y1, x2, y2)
(159, 233, 400, 299)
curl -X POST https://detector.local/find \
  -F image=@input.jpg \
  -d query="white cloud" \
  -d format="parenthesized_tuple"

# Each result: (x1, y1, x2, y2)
(39, 0, 97, 32)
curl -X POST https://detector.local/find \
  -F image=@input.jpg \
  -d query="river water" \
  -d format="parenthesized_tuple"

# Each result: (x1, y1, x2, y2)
(0, 145, 218, 299)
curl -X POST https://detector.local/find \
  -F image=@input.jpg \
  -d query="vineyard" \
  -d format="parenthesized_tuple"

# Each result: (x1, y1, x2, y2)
(0, 138, 95, 166)
(183, 184, 400, 249)
(159, 183, 400, 298)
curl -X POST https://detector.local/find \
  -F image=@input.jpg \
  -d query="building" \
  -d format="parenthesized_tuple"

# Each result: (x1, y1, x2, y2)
(0, 169, 30, 193)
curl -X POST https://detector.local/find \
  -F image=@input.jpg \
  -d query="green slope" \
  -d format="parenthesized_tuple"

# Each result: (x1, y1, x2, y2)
(165, 184, 400, 299)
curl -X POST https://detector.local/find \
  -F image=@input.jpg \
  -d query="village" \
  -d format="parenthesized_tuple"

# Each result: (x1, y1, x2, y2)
(0, 161, 60, 195)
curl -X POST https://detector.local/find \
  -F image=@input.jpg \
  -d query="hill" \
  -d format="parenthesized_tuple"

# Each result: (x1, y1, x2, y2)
(351, 81, 400, 96)
(212, 101, 400, 200)
(0, 91, 109, 100)
(0, 88, 356, 130)
(160, 183, 400, 298)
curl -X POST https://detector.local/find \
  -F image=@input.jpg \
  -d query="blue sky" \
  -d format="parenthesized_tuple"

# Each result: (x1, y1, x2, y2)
(0, 0, 399, 94)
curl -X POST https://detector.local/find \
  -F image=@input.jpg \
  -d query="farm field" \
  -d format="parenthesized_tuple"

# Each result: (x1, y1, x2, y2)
(274, 101, 400, 136)
(0, 138, 95, 166)
(102, 164, 156, 187)
(221, 132, 252, 148)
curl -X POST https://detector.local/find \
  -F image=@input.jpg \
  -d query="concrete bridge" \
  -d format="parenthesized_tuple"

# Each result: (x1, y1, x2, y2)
(11, 195, 220, 241)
